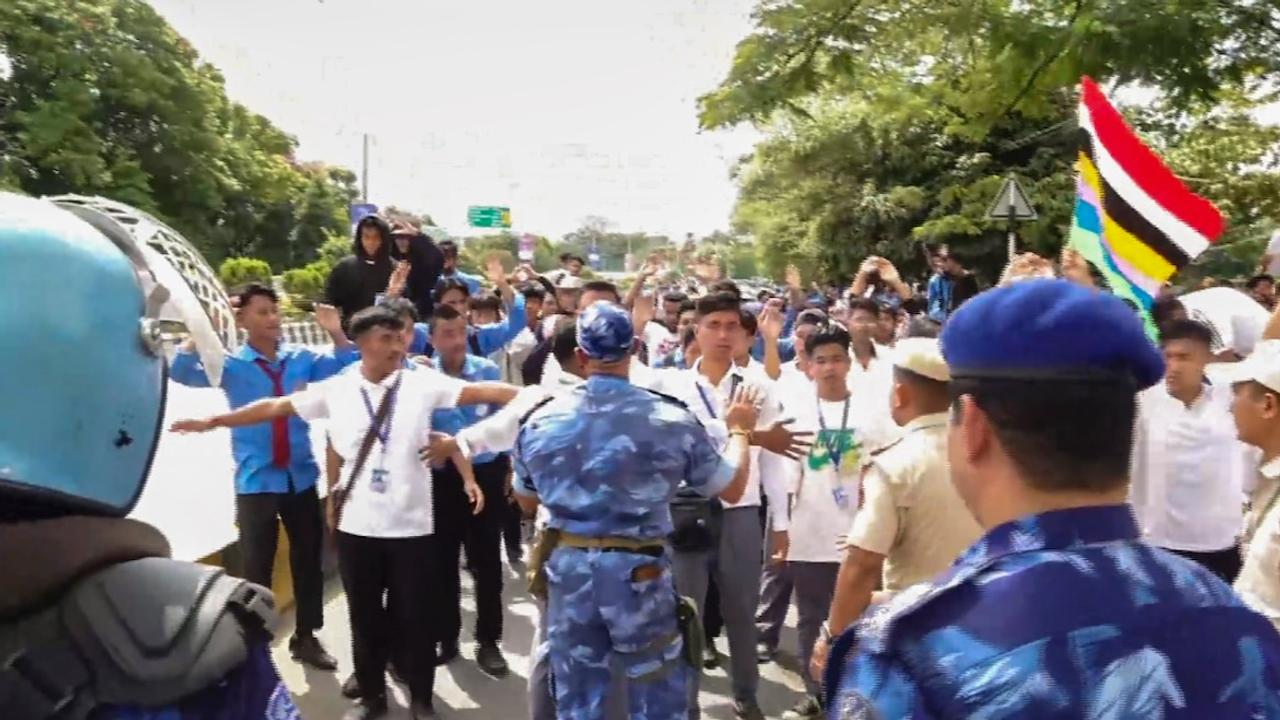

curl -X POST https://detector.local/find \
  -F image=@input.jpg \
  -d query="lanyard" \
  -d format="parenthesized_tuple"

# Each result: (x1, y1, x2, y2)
(695, 374, 742, 419)
(817, 393, 852, 472)
(359, 372, 403, 449)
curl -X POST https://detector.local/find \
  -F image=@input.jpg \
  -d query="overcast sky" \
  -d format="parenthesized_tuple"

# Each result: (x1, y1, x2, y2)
(148, 0, 762, 240)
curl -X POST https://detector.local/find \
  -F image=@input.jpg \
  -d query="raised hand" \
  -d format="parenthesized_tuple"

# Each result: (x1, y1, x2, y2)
(877, 258, 901, 283)
(785, 264, 802, 290)
(386, 260, 410, 298)
(633, 291, 656, 331)
(724, 384, 762, 433)
(485, 254, 509, 288)
(312, 303, 342, 334)
(751, 418, 814, 460)
(759, 304, 784, 341)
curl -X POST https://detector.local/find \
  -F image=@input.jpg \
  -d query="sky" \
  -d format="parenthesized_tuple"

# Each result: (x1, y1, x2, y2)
(148, 0, 762, 241)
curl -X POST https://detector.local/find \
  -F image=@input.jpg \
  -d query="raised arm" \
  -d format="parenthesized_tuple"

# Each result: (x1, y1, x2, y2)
(169, 395, 297, 433)
(457, 381, 520, 408)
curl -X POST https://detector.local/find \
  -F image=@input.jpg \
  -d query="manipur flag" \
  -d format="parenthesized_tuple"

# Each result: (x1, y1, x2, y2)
(1069, 77, 1225, 334)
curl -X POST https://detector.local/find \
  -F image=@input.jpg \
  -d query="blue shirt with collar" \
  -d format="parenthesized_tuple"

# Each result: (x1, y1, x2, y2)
(170, 343, 359, 494)
(409, 293, 527, 357)
(438, 269, 484, 296)
(429, 353, 503, 464)
(826, 504, 1280, 719)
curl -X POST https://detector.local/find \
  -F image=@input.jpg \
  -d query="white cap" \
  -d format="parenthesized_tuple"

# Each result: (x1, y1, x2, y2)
(556, 275, 584, 290)
(892, 337, 950, 382)
(1222, 339, 1280, 393)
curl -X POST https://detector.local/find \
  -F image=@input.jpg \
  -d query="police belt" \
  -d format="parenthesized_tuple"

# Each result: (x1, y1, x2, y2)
(528, 529, 666, 601)
(527, 529, 703, 672)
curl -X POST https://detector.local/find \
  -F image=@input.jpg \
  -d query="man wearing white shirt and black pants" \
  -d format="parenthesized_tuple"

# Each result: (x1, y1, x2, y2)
(1130, 319, 1253, 582)
(172, 306, 519, 720)
(650, 292, 790, 720)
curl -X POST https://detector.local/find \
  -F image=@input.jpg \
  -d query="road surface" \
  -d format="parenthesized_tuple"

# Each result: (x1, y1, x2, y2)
(271, 559, 810, 719)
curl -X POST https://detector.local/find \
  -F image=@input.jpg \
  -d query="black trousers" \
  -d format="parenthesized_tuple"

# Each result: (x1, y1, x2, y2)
(434, 457, 509, 647)
(236, 485, 324, 633)
(1169, 545, 1243, 584)
(502, 495, 523, 558)
(337, 531, 438, 703)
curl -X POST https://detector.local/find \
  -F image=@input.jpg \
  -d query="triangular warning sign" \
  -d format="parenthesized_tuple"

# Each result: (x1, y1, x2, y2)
(987, 175, 1037, 221)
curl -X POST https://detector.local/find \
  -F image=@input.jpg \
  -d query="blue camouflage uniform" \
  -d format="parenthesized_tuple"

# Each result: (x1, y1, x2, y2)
(826, 280, 1280, 719)
(514, 301, 738, 720)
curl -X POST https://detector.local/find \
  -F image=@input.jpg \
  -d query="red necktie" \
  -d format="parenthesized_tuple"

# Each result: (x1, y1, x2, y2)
(254, 359, 290, 468)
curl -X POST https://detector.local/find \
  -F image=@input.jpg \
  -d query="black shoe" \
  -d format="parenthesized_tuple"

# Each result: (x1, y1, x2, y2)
(341, 672, 362, 699)
(781, 696, 822, 719)
(435, 641, 459, 666)
(409, 699, 438, 719)
(734, 700, 765, 720)
(290, 633, 338, 671)
(702, 644, 719, 669)
(756, 641, 777, 664)
(476, 642, 510, 677)
(507, 546, 524, 566)
(342, 697, 388, 720)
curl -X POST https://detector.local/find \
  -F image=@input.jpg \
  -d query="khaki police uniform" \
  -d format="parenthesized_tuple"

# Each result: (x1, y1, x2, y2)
(848, 413, 982, 595)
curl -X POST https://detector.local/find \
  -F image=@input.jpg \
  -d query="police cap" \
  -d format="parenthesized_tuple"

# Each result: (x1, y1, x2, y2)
(577, 301, 633, 363)
(940, 279, 1163, 389)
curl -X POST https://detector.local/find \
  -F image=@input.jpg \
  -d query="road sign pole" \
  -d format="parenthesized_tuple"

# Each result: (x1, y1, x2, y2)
(1007, 202, 1017, 262)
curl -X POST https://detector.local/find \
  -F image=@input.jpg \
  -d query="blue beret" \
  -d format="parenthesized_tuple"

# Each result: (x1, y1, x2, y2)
(577, 301, 633, 363)
(940, 279, 1163, 389)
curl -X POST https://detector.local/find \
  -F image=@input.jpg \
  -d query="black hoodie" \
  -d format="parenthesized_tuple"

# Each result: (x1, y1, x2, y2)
(389, 232, 445, 320)
(325, 216, 394, 325)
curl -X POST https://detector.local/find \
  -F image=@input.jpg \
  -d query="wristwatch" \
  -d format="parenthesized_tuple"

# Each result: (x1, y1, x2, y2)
(818, 622, 832, 644)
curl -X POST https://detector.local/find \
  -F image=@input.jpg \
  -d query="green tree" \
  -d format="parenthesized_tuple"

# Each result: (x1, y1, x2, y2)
(218, 257, 272, 289)
(0, 0, 358, 267)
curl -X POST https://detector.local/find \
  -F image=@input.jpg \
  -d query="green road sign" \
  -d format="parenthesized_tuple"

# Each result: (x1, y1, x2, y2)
(467, 206, 511, 228)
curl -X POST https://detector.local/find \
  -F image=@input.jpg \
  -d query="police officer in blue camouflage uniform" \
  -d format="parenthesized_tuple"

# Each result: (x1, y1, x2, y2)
(513, 301, 759, 720)
(824, 279, 1280, 718)
(0, 192, 298, 720)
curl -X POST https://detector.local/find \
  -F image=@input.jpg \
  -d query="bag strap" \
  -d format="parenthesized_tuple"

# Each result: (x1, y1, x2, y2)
(333, 382, 396, 527)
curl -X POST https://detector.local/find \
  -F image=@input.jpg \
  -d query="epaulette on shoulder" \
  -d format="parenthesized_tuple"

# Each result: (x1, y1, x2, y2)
(641, 387, 692, 411)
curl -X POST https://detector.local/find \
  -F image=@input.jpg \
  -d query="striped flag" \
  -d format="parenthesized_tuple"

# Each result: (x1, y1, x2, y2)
(1069, 76, 1225, 334)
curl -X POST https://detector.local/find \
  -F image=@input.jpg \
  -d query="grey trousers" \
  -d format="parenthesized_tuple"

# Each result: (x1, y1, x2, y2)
(755, 526, 793, 652)
(788, 561, 839, 698)
(529, 597, 628, 720)
(673, 507, 763, 718)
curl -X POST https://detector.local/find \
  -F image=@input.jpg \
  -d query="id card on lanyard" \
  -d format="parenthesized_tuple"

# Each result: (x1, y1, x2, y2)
(818, 393, 853, 508)
(359, 373, 402, 494)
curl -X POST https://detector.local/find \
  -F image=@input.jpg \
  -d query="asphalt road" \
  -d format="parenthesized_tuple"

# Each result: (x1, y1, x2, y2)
(270, 558, 809, 719)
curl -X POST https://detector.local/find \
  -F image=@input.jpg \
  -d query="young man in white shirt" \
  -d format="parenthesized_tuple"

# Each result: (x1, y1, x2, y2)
(647, 292, 790, 720)
(1153, 287, 1270, 361)
(778, 323, 896, 719)
(1130, 319, 1252, 581)
(756, 308, 826, 660)
(844, 297, 893, 406)
(1227, 340, 1280, 633)
(171, 305, 519, 720)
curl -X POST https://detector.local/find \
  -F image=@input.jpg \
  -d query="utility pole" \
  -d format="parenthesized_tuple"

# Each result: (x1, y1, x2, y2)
(361, 133, 370, 202)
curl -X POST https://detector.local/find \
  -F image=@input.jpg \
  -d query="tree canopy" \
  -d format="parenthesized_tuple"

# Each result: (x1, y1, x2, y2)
(703, 0, 1280, 284)
(0, 0, 356, 268)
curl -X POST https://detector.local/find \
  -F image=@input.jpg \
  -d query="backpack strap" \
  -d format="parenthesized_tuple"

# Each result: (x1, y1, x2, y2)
(0, 558, 276, 720)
